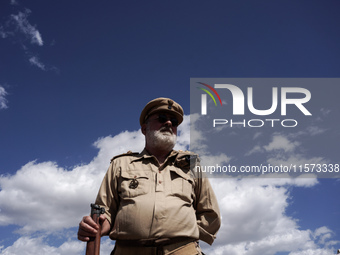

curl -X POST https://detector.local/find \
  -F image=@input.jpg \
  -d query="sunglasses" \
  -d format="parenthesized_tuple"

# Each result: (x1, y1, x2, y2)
(149, 114, 179, 127)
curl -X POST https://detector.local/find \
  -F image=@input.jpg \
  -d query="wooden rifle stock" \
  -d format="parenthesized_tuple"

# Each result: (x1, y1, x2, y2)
(86, 204, 105, 255)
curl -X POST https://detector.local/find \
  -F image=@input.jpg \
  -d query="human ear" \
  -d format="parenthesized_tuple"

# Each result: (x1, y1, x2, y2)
(141, 124, 147, 135)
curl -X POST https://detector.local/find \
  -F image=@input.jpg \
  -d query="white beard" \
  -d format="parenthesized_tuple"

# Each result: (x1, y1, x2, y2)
(146, 126, 177, 151)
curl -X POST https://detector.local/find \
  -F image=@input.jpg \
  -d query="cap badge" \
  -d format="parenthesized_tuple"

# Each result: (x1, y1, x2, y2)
(168, 100, 174, 110)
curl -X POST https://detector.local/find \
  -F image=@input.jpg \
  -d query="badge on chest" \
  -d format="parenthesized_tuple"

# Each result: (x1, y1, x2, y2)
(129, 178, 139, 189)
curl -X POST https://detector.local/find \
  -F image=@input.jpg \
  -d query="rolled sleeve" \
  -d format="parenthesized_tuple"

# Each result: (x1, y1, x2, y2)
(195, 175, 221, 245)
(95, 162, 119, 227)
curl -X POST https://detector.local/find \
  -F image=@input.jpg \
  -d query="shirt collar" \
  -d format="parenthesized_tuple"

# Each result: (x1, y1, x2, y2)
(131, 148, 179, 162)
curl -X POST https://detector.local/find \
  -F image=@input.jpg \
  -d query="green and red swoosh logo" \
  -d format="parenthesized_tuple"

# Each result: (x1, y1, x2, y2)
(197, 82, 222, 106)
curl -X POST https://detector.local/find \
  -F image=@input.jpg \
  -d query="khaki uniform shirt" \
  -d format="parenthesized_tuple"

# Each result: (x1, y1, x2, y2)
(95, 149, 221, 245)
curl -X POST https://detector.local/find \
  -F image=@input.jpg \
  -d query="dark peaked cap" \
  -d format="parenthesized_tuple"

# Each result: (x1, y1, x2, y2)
(139, 97, 184, 126)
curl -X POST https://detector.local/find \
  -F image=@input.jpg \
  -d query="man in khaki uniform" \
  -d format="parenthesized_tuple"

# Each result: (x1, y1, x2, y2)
(78, 97, 221, 255)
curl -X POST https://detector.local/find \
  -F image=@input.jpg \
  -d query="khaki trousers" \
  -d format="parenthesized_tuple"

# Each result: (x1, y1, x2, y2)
(111, 241, 202, 255)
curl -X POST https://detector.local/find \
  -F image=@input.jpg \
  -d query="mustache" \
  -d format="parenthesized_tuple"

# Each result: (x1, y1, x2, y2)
(159, 126, 174, 134)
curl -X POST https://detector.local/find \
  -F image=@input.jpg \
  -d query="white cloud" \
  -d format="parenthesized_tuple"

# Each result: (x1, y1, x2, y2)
(10, 0, 19, 5)
(289, 249, 335, 255)
(314, 226, 332, 238)
(207, 229, 317, 255)
(0, 26, 8, 38)
(0, 115, 338, 254)
(0, 129, 146, 234)
(1, 5, 52, 70)
(314, 227, 335, 246)
(267, 154, 325, 169)
(291, 126, 327, 137)
(10, 9, 44, 46)
(0, 160, 99, 233)
(305, 126, 327, 136)
(243, 132, 333, 178)
(0, 236, 116, 255)
(264, 134, 299, 153)
(188, 113, 231, 166)
(245, 145, 263, 156)
(29, 56, 45, 70)
(202, 176, 337, 254)
(320, 108, 331, 116)
(0, 236, 84, 255)
(253, 132, 262, 140)
(0, 86, 9, 109)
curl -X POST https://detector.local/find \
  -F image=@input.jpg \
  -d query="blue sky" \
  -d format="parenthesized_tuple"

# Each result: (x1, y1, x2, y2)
(0, 0, 340, 254)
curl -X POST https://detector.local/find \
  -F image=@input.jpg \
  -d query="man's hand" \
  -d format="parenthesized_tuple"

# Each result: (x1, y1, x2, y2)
(77, 214, 109, 242)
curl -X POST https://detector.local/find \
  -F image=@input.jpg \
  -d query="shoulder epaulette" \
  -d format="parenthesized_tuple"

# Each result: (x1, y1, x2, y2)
(175, 150, 200, 170)
(110, 150, 139, 163)
(177, 150, 199, 158)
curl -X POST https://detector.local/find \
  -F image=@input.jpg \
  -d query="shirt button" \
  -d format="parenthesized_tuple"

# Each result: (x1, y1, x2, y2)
(159, 181, 162, 184)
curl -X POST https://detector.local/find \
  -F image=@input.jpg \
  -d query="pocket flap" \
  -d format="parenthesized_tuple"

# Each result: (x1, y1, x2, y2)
(121, 170, 149, 180)
(170, 168, 192, 182)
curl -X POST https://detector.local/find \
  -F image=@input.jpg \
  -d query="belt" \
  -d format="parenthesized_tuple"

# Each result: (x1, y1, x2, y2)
(115, 237, 196, 247)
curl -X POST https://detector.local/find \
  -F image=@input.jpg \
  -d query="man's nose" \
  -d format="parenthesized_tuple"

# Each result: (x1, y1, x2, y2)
(164, 119, 172, 126)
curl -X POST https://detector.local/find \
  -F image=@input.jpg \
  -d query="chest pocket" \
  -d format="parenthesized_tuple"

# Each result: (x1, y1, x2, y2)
(119, 170, 150, 198)
(170, 168, 194, 203)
